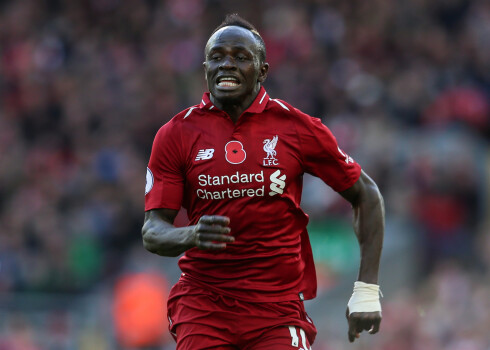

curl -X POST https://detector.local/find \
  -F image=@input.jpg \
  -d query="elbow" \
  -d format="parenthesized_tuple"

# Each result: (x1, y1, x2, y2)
(141, 226, 182, 257)
(142, 232, 171, 256)
(363, 176, 384, 208)
(140, 215, 188, 257)
(141, 225, 158, 254)
(142, 233, 156, 254)
(372, 183, 385, 212)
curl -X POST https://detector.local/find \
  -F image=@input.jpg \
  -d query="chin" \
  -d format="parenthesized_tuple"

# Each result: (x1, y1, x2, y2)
(212, 91, 243, 104)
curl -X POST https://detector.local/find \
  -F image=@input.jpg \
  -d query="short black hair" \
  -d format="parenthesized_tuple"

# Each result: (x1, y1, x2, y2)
(210, 13, 266, 63)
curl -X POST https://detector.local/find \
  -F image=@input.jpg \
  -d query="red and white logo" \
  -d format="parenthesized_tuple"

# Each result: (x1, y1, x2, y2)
(225, 140, 246, 164)
(195, 148, 215, 161)
(269, 169, 286, 196)
(263, 135, 279, 166)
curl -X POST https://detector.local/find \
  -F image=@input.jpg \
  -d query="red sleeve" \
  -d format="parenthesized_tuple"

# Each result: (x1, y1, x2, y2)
(145, 120, 185, 211)
(294, 108, 361, 192)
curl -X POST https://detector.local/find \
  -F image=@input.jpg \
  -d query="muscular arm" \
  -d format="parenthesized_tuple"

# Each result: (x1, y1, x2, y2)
(339, 170, 384, 342)
(340, 170, 384, 284)
(141, 208, 234, 257)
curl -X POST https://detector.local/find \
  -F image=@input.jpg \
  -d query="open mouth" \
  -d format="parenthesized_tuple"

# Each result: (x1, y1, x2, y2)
(217, 76, 240, 88)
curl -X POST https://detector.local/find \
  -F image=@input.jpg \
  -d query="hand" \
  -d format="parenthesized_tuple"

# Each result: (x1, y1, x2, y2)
(192, 215, 234, 250)
(345, 307, 381, 343)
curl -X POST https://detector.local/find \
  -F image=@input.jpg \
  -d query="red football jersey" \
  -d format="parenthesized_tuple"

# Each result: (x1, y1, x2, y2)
(145, 87, 361, 302)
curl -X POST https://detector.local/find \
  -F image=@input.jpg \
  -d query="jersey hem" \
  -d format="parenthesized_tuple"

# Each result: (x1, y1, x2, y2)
(179, 273, 314, 303)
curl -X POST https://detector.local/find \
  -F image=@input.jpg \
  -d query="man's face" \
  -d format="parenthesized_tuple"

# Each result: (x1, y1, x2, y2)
(203, 26, 268, 105)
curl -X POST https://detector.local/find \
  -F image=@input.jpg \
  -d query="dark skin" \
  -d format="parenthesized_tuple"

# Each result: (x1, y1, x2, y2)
(142, 25, 384, 343)
(340, 171, 384, 342)
(203, 26, 269, 123)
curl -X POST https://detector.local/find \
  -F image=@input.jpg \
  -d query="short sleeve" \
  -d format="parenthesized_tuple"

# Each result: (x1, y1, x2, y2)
(145, 121, 185, 211)
(295, 108, 361, 192)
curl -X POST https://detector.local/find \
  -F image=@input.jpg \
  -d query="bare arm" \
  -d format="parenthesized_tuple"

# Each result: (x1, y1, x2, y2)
(340, 170, 384, 284)
(141, 208, 234, 257)
(339, 170, 384, 342)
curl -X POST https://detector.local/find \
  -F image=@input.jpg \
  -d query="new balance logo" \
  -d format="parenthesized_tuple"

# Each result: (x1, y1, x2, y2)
(269, 169, 286, 196)
(195, 149, 215, 161)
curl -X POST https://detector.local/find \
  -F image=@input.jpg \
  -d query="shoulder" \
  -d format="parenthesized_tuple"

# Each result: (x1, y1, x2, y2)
(263, 98, 301, 125)
(266, 97, 294, 113)
(169, 104, 202, 125)
(156, 104, 201, 133)
(151, 106, 197, 147)
(265, 98, 316, 120)
(265, 98, 324, 128)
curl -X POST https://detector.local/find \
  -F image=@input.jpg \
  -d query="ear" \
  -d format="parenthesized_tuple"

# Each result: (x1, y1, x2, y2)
(203, 61, 208, 81)
(258, 62, 269, 83)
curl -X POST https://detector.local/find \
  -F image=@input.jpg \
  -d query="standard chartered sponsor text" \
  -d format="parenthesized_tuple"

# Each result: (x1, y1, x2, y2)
(197, 171, 265, 199)
(198, 171, 264, 186)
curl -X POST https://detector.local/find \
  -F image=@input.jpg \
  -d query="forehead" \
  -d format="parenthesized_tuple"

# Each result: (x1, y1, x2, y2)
(205, 26, 259, 54)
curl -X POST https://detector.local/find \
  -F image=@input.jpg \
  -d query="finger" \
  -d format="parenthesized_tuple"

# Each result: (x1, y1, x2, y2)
(354, 312, 381, 333)
(369, 318, 381, 334)
(196, 240, 228, 250)
(198, 232, 235, 243)
(357, 324, 365, 334)
(360, 319, 372, 332)
(195, 231, 234, 250)
(348, 318, 359, 343)
(199, 215, 230, 226)
(349, 313, 366, 334)
(348, 329, 360, 343)
(196, 223, 231, 234)
(346, 308, 355, 342)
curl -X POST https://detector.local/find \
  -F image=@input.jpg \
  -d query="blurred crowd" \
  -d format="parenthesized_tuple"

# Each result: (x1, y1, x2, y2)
(0, 0, 488, 349)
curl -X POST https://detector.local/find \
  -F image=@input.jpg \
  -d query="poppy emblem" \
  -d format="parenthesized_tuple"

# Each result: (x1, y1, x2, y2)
(225, 140, 246, 164)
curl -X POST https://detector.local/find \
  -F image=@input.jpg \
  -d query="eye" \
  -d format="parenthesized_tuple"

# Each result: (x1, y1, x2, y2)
(209, 54, 222, 61)
(236, 55, 248, 61)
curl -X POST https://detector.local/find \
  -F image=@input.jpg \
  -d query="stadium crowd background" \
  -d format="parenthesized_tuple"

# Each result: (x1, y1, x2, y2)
(0, 0, 489, 349)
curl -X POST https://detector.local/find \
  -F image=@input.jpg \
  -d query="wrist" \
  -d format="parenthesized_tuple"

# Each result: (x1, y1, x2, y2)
(347, 281, 382, 315)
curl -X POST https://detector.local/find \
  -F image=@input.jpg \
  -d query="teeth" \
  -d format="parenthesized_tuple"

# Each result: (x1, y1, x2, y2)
(218, 81, 239, 87)
(217, 76, 239, 87)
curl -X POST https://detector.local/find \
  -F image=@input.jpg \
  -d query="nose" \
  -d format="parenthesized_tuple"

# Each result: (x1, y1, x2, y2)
(219, 56, 236, 70)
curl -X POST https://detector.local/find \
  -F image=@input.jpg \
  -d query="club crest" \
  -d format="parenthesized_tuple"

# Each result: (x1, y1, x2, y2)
(263, 135, 279, 166)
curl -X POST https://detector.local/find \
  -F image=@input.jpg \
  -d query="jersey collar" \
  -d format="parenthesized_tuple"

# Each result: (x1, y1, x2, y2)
(199, 86, 270, 114)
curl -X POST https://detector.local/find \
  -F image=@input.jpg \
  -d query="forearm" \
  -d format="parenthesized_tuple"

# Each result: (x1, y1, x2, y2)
(352, 183, 384, 284)
(142, 217, 195, 257)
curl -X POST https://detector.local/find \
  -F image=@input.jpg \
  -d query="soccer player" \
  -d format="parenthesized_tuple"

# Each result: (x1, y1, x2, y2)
(142, 14, 384, 349)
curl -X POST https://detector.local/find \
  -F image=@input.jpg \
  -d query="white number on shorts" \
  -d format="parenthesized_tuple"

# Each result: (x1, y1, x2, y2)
(287, 326, 311, 349)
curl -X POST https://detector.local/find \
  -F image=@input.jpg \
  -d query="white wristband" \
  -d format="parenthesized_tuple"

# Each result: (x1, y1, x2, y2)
(347, 281, 382, 315)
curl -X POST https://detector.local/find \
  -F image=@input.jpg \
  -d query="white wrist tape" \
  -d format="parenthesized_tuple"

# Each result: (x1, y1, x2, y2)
(347, 281, 382, 315)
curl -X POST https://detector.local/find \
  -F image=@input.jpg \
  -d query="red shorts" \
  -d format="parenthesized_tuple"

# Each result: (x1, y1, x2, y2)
(167, 279, 317, 350)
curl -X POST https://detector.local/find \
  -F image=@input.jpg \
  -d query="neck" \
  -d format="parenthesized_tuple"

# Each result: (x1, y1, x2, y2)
(211, 86, 261, 123)
(218, 103, 246, 123)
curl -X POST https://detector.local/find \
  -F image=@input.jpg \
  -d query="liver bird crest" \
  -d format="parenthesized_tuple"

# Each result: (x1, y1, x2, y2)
(263, 135, 278, 159)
